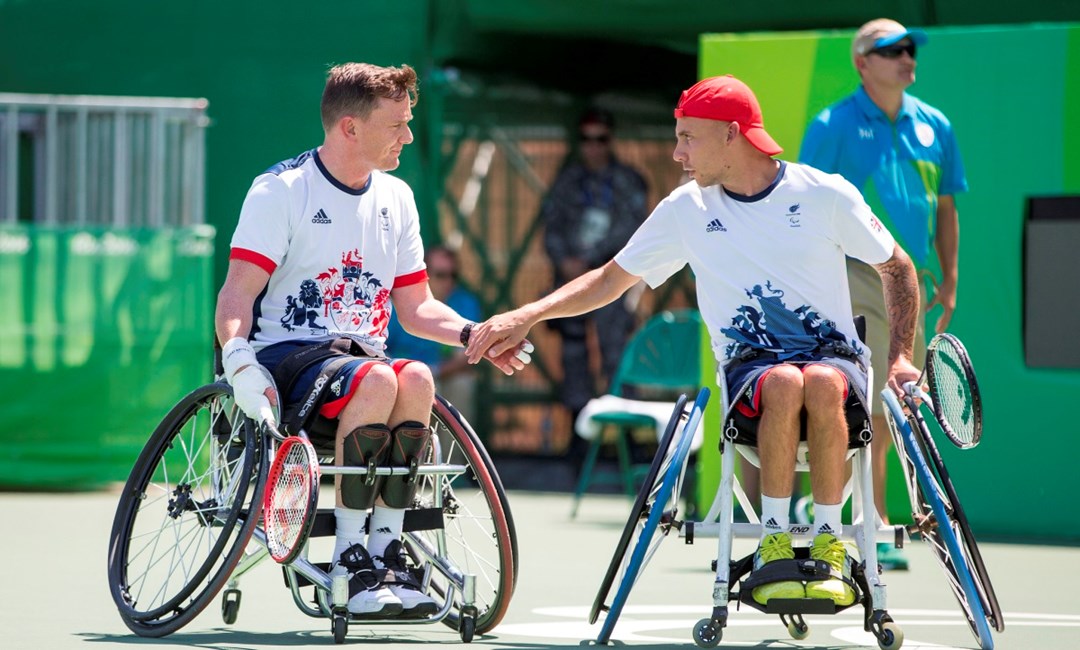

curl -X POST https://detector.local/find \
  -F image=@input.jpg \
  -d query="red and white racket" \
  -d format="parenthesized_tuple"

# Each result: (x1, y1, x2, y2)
(263, 436, 320, 564)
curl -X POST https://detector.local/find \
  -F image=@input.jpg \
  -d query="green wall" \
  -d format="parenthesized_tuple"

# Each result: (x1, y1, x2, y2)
(696, 23, 1080, 542)
(0, 226, 215, 488)
(0, 0, 437, 281)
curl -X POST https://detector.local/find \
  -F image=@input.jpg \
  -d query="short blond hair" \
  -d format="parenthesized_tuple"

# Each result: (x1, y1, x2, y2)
(320, 63, 418, 132)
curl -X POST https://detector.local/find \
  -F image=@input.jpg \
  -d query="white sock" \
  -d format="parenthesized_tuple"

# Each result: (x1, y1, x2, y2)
(814, 502, 843, 537)
(366, 506, 405, 559)
(333, 506, 368, 572)
(760, 495, 791, 539)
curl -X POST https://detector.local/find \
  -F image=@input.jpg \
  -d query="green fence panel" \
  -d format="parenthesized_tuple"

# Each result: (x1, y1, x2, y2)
(697, 23, 1080, 543)
(0, 225, 215, 489)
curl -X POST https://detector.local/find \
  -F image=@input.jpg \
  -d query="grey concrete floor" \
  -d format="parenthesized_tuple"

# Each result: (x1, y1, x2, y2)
(3, 488, 1077, 649)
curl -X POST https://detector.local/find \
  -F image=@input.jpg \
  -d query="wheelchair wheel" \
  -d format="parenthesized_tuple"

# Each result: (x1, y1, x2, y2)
(404, 396, 517, 636)
(883, 391, 998, 649)
(107, 382, 268, 637)
(590, 394, 689, 626)
(595, 388, 708, 644)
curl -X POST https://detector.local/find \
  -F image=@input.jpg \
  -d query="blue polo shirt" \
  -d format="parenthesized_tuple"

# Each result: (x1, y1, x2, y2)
(799, 86, 966, 268)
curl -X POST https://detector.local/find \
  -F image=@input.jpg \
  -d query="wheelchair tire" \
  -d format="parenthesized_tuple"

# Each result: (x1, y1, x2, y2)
(596, 388, 709, 644)
(909, 404, 1002, 636)
(883, 390, 997, 650)
(404, 396, 517, 636)
(107, 382, 268, 637)
(590, 393, 689, 626)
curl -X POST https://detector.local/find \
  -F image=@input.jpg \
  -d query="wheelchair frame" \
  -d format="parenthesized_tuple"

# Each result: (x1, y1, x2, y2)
(107, 382, 517, 644)
(592, 381, 1001, 650)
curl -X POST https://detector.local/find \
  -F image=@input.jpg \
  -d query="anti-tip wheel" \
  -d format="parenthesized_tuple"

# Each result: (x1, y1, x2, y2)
(460, 614, 476, 643)
(877, 621, 904, 650)
(332, 614, 348, 644)
(693, 619, 722, 648)
(787, 620, 810, 640)
(220, 588, 241, 625)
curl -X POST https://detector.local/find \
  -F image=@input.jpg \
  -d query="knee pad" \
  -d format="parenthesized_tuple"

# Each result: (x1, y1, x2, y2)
(341, 424, 391, 510)
(380, 421, 432, 508)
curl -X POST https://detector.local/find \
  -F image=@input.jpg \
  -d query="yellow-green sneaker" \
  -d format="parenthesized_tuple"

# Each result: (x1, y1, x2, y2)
(806, 533, 856, 606)
(751, 532, 805, 604)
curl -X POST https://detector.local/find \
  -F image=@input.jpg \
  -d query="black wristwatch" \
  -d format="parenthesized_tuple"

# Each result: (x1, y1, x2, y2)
(460, 322, 476, 347)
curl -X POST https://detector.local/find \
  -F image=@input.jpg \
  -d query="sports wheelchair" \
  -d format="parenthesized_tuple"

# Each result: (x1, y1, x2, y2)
(590, 356, 1003, 649)
(107, 381, 517, 644)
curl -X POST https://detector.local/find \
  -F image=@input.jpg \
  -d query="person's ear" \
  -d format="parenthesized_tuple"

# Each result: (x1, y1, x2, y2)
(339, 116, 358, 140)
(727, 123, 739, 144)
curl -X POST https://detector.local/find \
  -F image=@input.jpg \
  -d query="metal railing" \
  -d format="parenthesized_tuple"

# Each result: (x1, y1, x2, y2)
(0, 92, 209, 227)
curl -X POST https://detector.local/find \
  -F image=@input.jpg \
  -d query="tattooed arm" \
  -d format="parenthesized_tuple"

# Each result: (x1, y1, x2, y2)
(873, 243, 921, 394)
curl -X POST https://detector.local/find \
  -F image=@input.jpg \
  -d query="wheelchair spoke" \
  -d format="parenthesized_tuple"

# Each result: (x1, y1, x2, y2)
(109, 383, 265, 635)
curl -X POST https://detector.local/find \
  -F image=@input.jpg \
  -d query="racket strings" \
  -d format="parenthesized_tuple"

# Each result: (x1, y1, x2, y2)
(266, 442, 316, 559)
(930, 346, 975, 443)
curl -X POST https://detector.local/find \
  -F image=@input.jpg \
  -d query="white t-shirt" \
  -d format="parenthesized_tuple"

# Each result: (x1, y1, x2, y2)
(615, 161, 894, 368)
(230, 149, 426, 353)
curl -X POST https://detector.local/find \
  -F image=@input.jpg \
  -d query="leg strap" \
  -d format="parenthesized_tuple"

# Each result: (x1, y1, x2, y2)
(341, 424, 391, 509)
(380, 421, 432, 508)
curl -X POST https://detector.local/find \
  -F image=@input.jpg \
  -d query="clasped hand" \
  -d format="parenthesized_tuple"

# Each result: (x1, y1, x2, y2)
(465, 311, 535, 375)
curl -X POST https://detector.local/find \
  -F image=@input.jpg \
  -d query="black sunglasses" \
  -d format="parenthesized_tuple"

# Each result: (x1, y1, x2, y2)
(870, 42, 917, 59)
(579, 133, 611, 144)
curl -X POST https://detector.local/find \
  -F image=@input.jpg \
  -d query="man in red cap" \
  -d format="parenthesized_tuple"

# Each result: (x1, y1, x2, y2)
(465, 74, 920, 606)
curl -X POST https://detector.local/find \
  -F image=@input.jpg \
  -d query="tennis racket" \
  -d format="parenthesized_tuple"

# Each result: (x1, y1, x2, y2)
(921, 333, 983, 449)
(263, 434, 320, 564)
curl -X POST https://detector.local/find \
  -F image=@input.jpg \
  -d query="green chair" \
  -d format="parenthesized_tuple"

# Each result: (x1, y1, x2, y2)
(570, 309, 702, 518)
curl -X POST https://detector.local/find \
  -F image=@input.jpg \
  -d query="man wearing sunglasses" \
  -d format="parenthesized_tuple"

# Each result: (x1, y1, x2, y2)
(799, 18, 968, 572)
(540, 107, 649, 470)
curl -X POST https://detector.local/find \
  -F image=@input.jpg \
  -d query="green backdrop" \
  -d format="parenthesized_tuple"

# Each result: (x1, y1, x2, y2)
(696, 23, 1080, 543)
(0, 226, 215, 488)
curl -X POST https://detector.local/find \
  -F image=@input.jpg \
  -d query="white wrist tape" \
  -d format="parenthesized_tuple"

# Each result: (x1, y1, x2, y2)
(222, 337, 259, 382)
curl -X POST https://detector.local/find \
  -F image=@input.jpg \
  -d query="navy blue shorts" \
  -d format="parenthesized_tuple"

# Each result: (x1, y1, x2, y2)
(723, 353, 871, 445)
(257, 341, 418, 421)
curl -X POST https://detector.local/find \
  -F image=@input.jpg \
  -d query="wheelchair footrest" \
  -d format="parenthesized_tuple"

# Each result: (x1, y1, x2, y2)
(306, 507, 446, 540)
(761, 598, 837, 615)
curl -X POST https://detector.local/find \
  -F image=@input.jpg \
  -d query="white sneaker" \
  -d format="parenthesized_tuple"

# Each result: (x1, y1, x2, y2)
(347, 585, 403, 616)
(380, 540, 439, 617)
(336, 543, 404, 617)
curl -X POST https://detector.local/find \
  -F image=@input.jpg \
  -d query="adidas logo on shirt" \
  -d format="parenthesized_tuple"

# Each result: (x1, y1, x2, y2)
(705, 218, 727, 233)
(312, 208, 331, 224)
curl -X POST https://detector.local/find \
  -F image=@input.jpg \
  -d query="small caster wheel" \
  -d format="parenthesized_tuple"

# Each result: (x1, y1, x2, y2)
(221, 588, 241, 624)
(877, 621, 904, 650)
(693, 618, 722, 648)
(787, 620, 809, 640)
(459, 614, 476, 643)
(332, 614, 348, 644)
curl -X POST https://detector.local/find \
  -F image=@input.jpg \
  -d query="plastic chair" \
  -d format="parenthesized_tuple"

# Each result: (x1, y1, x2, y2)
(570, 309, 701, 517)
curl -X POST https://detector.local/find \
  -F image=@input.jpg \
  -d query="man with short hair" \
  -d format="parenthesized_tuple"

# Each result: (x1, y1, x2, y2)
(215, 62, 532, 618)
(468, 74, 920, 606)
(800, 18, 967, 570)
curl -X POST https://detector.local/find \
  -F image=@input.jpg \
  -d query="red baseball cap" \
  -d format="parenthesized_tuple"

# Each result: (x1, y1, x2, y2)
(674, 75, 783, 156)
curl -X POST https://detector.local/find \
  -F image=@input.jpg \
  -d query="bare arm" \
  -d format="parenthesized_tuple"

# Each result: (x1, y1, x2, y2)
(872, 244, 921, 393)
(392, 281, 530, 376)
(928, 195, 959, 333)
(215, 259, 271, 346)
(465, 260, 641, 364)
(214, 259, 277, 414)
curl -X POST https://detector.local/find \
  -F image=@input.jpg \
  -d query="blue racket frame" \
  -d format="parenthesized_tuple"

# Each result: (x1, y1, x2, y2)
(881, 387, 996, 650)
(596, 387, 710, 644)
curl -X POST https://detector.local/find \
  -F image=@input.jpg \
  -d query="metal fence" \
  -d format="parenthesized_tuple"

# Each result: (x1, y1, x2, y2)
(0, 93, 208, 227)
